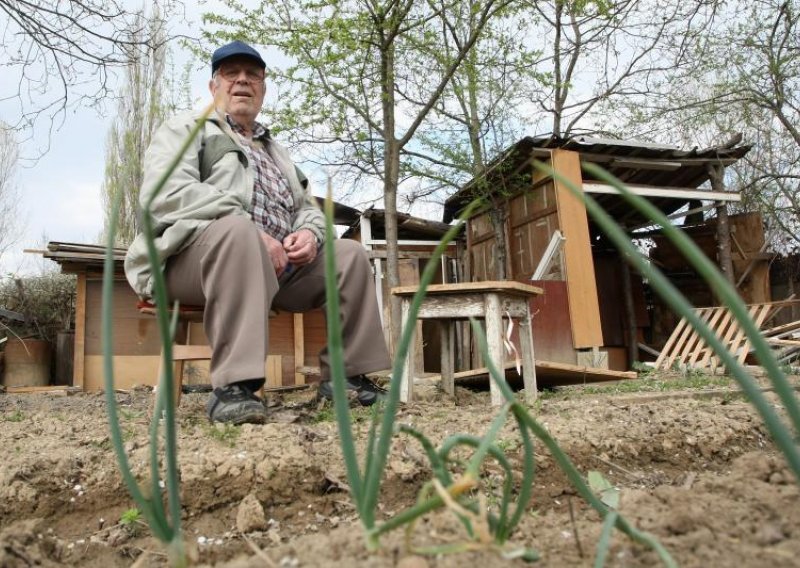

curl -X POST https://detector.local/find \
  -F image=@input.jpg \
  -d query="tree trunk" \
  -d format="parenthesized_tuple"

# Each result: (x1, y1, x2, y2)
(380, 33, 403, 352)
(489, 204, 508, 280)
(707, 165, 735, 285)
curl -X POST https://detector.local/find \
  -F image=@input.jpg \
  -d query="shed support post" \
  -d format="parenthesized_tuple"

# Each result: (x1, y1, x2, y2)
(620, 255, 638, 368)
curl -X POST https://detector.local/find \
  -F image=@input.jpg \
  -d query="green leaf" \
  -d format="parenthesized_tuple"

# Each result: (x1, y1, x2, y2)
(587, 471, 619, 510)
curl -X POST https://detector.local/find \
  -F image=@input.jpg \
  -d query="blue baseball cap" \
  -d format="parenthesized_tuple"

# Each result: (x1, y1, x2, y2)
(211, 41, 266, 75)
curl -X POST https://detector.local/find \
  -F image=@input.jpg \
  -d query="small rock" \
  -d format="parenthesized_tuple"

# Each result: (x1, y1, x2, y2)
(769, 471, 785, 485)
(236, 493, 267, 533)
(397, 556, 430, 568)
(755, 523, 786, 546)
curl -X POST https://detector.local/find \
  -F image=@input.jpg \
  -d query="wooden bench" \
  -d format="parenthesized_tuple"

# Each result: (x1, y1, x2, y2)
(391, 281, 543, 406)
(137, 301, 284, 406)
(138, 301, 211, 406)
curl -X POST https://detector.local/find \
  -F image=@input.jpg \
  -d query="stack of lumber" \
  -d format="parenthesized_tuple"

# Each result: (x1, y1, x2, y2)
(655, 299, 800, 372)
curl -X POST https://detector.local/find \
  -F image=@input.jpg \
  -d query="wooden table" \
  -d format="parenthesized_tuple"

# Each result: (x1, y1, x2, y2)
(391, 281, 544, 406)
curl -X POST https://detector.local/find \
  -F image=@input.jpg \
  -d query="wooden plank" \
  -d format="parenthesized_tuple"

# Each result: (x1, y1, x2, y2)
(438, 360, 636, 383)
(440, 323, 454, 396)
(693, 308, 727, 367)
(663, 317, 698, 369)
(392, 281, 544, 298)
(582, 182, 742, 202)
(765, 338, 800, 347)
(266, 355, 283, 389)
(83, 354, 284, 391)
(679, 308, 717, 366)
(73, 272, 87, 389)
(484, 293, 505, 407)
(84, 355, 161, 390)
(4, 385, 81, 394)
(173, 345, 213, 360)
(735, 304, 773, 365)
(708, 309, 739, 371)
(654, 317, 689, 369)
(400, 298, 415, 403)
(551, 149, 603, 348)
(293, 313, 305, 385)
(762, 319, 800, 337)
(726, 305, 759, 364)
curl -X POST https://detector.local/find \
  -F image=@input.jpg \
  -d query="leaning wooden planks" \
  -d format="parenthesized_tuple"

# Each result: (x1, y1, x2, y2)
(654, 299, 800, 372)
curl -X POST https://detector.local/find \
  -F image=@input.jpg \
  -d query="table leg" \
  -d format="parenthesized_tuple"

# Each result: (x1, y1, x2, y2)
(518, 301, 538, 404)
(440, 322, 455, 396)
(485, 293, 505, 407)
(400, 298, 415, 403)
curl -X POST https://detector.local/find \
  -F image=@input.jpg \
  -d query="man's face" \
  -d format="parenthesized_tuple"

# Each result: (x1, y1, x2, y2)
(209, 56, 266, 127)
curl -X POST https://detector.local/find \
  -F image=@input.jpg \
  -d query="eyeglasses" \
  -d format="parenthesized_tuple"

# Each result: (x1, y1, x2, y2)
(217, 65, 265, 83)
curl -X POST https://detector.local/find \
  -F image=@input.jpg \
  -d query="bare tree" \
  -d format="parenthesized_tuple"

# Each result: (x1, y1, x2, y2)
(0, 123, 22, 263)
(400, 4, 537, 279)
(0, 0, 183, 153)
(101, 8, 170, 246)
(613, 0, 800, 252)
(203, 0, 514, 344)
(522, 0, 719, 137)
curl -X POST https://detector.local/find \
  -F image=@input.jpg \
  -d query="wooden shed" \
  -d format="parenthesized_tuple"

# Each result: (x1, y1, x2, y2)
(443, 135, 761, 372)
(43, 202, 459, 390)
(43, 241, 327, 391)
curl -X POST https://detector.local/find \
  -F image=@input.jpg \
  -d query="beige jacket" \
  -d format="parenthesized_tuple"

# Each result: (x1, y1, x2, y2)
(124, 108, 325, 299)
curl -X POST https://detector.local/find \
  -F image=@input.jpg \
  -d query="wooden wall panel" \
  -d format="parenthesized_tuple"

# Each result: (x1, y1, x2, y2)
(84, 355, 161, 390)
(468, 212, 495, 243)
(84, 279, 166, 356)
(551, 150, 604, 348)
(509, 213, 559, 281)
(83, 355, 283, 391)
(528, 280, 576, 364)
(470, 238, 495, 282)
(303, 308, 327, 375)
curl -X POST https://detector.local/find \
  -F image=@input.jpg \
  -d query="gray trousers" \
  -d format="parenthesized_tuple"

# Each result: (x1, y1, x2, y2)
(164, 215, 391, 388)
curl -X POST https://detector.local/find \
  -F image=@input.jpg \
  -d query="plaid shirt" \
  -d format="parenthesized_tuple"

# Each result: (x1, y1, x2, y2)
(227, 116, 294, 242)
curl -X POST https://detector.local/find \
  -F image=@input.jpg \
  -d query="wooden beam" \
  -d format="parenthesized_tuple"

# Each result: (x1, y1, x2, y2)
(610, 158, 682, 171)
(367, 250, 455, 260)
(432, 360, 636, 382)
(582, 182, 742, 202)
(4, 385, 81, 394)
(73, 272, 87, 389)
(294, 313, 305, 385)
(530, 148, 742, 168)
(551, 150, 604, 348)
(266, 355, 283, 389)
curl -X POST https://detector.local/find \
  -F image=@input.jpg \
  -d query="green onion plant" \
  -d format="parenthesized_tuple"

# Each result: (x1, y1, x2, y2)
(102, 103, 215, 567)
(322, 184, 676, 564)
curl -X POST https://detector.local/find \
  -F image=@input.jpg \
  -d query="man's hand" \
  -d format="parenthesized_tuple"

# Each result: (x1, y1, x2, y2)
(260, 232, 290, 276)
(283, 229, 318, 267)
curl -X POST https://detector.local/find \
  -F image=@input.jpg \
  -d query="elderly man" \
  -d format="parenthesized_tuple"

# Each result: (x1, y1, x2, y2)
(125, 41, 391, 424)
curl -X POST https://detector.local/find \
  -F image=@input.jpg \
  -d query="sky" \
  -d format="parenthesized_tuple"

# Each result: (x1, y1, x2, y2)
(0, 1, 454, 276)
(0, 3, 220, 275)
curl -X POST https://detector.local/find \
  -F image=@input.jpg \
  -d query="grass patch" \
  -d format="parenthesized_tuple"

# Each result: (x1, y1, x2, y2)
(540, 373, 736, 401)
(205, 422, 241, 446)
(313, 402, 374, 424)
(2, 409, 25, 422)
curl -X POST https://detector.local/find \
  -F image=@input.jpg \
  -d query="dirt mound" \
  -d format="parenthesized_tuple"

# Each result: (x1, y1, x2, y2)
(0, 387, 797, 566)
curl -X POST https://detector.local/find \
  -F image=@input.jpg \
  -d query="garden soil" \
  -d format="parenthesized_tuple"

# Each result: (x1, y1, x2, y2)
(0, 380, 798, 567)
